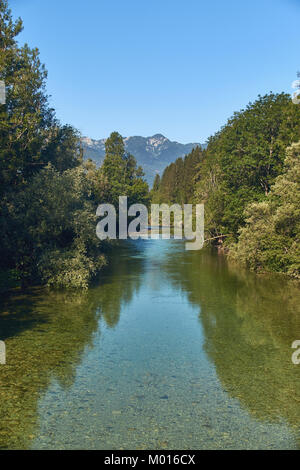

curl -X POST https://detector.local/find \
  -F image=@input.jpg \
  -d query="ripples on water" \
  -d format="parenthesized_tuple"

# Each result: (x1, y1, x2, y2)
(0, 239, 299, 449)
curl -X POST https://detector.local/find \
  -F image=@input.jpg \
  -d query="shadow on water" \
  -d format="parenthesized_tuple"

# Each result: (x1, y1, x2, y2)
(0, 241, 144, 449)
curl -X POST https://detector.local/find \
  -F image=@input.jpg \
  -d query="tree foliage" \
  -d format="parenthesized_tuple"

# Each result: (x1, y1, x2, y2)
(195, 93, 300, 237)
(156, 92, 300, 277)
(0, 3, 151, 290)
(229, 142, 300, 278)
(0, 0, 80, 195)
(99, 131, 149, 207)
(2, 165, 106, 288)
(151, 146, 203, 204)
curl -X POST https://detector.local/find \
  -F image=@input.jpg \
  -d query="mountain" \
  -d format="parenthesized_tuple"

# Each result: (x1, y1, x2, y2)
(81, 134, 203, 185)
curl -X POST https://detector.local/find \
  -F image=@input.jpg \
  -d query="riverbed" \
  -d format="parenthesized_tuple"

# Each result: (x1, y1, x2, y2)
(0, 239, 299, 449)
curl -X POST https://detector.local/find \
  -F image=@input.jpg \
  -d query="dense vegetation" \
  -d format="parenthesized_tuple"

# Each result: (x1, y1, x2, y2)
(1, 0, 299, 288)
(0, 1, 148, 289)
(151, 146, 203, 204)
(154, 93, 300, 278)
(230, 142, 300, 277)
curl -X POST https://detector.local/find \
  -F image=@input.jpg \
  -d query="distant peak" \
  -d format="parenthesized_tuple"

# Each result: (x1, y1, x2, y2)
(151, 133, 166, 139)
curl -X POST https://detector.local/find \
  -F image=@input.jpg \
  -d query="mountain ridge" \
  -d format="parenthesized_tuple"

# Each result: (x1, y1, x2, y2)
(81, 134, 203, 185)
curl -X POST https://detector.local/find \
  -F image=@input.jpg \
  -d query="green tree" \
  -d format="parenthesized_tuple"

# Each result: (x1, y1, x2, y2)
(1, 164, 106, 288)
(0, 1, 86, 288)
(152, 145, 202, 204)
(152, 173, 161, 192)
(151, 173, 161, 203)
(0, 0, 80, 194)
(229, 142, 300, 278)
(195, 93, 300, 238)
(100, 131, 149, 207)
(101, 132, 127, 205)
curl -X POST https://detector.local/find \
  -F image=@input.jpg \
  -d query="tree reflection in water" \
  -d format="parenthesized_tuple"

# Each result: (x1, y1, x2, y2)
(0, 241, 144, 449)
(162, 245, 300, 440)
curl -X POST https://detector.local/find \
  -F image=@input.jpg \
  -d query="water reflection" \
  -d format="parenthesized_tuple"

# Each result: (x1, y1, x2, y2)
(0, 241, 144, 449)
(0, 240, 299, 449)
(162, 245, 300, 440)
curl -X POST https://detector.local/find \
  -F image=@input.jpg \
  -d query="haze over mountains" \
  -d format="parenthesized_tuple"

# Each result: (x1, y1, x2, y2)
(81, 134, 203, 185)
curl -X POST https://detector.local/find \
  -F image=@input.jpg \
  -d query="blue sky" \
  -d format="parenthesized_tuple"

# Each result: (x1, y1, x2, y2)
(10, 0, 300, 143)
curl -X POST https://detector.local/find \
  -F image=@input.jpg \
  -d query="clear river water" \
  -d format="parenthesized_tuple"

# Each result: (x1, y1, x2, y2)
(0, 239, 299, 449)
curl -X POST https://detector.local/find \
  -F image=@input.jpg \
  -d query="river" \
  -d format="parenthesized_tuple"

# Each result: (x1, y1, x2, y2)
(0, 239, 299, 449)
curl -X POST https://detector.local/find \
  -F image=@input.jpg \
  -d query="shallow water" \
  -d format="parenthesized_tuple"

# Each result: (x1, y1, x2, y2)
(0, 239, 299, 449)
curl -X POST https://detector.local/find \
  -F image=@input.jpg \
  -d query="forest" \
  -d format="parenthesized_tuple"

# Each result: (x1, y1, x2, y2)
(0, 1, 148, 290)
(152, 92, 300, 278)
(1, 0, 300, 454)
(1, 0, 299, 293)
